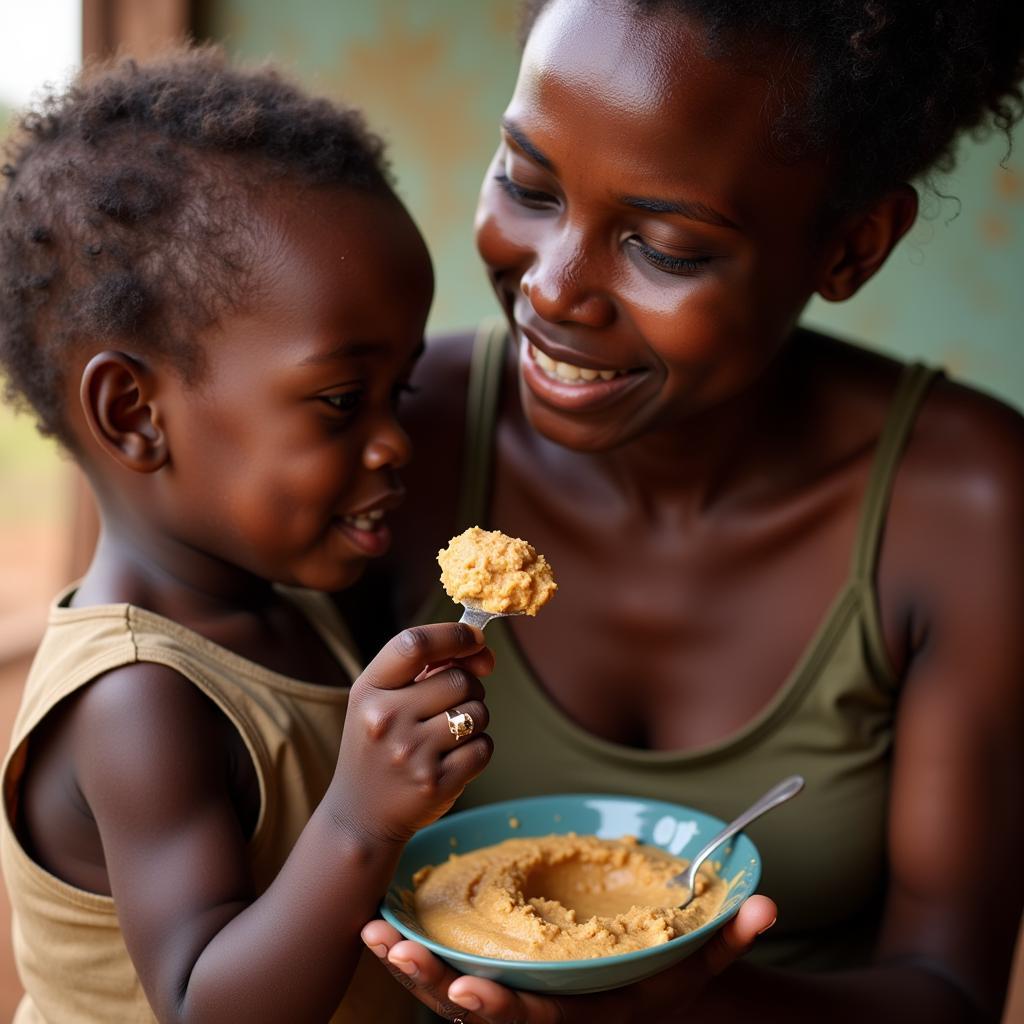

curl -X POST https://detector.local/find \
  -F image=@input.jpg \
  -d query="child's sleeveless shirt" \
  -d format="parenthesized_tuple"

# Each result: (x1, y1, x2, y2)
(0, 587, 416, 1023)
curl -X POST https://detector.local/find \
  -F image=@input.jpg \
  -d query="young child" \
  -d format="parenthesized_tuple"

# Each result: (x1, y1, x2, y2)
(0, 48, 495, 1023)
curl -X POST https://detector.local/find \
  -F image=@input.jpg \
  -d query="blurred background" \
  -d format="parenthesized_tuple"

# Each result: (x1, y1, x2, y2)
(0, 1, 1022, 1019)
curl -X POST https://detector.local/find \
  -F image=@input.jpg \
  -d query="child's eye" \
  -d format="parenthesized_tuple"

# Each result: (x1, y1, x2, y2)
(627, 237, 712, 276)
(494, 173, 556, 210)
(320, 390, 364, 415)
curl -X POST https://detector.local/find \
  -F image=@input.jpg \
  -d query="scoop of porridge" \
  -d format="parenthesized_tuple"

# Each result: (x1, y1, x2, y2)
(437, 526, 557, 616)
(409, 834, 726, 961)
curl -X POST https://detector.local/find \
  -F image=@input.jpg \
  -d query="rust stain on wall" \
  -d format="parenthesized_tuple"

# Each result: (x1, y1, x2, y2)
(491, 1, 522, 37)
(323, 7, 482, 235)
(993, 166, 1023, 202)
(978, 213, 1012, 246)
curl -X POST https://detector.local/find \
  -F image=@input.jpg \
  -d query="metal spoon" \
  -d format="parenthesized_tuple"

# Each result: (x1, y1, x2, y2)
(458, 603, 524, 629)
(673, 774, 805, 908)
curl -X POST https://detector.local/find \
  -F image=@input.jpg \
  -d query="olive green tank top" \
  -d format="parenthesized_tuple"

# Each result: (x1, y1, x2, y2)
(417, 320, 941, 971)
(1, 586, 418, 1023)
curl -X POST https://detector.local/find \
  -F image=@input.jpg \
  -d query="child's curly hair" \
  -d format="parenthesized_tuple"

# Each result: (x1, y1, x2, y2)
(0, 45, 391, 447)
(522, 0, 1024, 211)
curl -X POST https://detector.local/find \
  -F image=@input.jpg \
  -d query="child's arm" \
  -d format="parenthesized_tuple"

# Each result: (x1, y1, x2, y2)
(64, 621, 492, 1023)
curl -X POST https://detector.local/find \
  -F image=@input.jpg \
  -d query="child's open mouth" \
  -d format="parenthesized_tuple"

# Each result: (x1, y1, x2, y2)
(334, 508, 391, 557)
(340, 508, 385, 532)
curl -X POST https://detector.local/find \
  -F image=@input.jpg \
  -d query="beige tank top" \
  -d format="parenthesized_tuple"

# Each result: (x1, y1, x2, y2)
(0, 586, 417, 1023)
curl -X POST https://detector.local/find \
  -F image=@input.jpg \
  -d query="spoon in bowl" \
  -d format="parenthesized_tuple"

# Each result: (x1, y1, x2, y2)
(673, 774, 805, 908)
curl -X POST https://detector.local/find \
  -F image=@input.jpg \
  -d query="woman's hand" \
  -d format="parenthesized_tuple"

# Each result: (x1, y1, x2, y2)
(332, 622, 496, 845)
(361, 895, 777, 1023)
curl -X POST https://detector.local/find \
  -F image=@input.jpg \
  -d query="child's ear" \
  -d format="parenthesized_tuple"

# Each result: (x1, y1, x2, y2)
(815, 184, 918, 302)
(79, 351, 169, 473)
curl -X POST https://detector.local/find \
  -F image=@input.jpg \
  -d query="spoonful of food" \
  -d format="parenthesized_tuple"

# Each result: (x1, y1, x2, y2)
(438, 526, 558, 629)
(673, 775, 805, 908)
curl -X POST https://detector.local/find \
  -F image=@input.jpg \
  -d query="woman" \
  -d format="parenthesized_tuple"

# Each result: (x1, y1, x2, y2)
(351, 1, 1024, 1020)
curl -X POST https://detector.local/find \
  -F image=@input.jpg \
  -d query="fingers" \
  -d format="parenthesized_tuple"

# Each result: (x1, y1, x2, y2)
(698, 894, 777, 978)
(360, 919, 403, 954)
(360, 925, 562, 1024)
(439, 730, 494, 787)
(459, 645, 496, 678)
(413, 666, 487, 720)
(360, 623, 487, 691)
(447, 975, 564, 1024)
(362, 928, 487, 1022)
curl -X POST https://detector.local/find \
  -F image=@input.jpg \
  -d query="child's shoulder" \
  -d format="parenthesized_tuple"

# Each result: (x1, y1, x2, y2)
(12, 654, 238, 894)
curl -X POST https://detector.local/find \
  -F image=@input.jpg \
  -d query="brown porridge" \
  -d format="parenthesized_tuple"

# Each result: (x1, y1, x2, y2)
(437, 526, 557, 616)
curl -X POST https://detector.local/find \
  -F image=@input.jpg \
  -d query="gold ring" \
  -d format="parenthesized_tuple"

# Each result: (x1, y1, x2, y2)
(445, 709, 474, 741)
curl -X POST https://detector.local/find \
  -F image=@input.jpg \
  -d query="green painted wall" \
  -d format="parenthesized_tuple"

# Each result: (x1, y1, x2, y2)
(198, 0, 1024, 411)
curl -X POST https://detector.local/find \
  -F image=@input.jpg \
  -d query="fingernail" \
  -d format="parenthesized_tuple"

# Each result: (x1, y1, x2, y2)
(392, 957, 418, 978)
(453, 994, 482, 1012)
(366, 943, 388, 958)
(757, 916, 777, 935)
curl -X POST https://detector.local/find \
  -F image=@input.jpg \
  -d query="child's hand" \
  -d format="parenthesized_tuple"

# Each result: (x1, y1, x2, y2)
(333, 622, 495, 845)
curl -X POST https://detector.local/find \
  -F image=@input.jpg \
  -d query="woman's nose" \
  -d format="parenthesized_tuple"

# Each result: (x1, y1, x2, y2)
(520, 228, 614, 327)
(363, 417, 412, 472)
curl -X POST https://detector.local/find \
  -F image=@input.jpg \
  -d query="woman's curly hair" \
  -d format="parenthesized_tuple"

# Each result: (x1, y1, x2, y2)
(0, 45, 391, 447)
(523, 0, 1024, 210)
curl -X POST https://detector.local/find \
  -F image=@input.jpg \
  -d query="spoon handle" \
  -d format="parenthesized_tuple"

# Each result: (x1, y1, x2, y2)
(459, 606, 500, 629)
(681, 775, 805, 893)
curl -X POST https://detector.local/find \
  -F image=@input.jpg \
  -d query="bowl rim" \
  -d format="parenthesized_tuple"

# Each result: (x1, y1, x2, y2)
(381, 792, 762, 971)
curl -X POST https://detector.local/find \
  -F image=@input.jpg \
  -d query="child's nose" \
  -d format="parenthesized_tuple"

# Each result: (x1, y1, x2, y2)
(363, 419, 411, 471)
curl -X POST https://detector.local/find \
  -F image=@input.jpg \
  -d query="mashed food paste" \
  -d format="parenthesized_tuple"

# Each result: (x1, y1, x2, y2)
(410, 834, 726, 961)
(437, 526, 557, 616)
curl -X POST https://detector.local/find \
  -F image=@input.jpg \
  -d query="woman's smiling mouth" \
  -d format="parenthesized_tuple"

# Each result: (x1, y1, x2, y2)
(530, 344, 625, 383)
(519, 334, 649, 413)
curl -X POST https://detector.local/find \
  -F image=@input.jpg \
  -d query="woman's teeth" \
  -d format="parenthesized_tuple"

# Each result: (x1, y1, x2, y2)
(343, 508, 385, 531)
(530, 344, 623, 383)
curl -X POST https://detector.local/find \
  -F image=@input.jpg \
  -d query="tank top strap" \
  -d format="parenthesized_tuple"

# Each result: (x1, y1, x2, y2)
(454, 317, 509, 530)
(849, 361, 942, 582)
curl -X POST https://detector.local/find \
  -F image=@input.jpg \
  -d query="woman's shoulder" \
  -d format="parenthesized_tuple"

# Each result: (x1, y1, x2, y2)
(803, 325, 1023, 598)
(902, 369, 1024, 538)
(798, 324, 1023, 483)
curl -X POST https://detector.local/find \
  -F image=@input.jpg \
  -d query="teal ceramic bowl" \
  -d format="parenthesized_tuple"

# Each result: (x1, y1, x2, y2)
(381, 793, 761, 995)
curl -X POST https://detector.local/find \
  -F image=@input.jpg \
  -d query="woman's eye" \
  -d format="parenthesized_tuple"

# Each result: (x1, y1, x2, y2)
(628, 237, 712, 276)
(321, 390, 363, 415)
(494, 173, 556, 209)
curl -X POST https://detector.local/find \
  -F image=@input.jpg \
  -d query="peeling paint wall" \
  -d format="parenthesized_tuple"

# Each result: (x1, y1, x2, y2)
(804, 135, 1024, 410)
(196, 0, 521, 336)
(198, 0, 1024, 410)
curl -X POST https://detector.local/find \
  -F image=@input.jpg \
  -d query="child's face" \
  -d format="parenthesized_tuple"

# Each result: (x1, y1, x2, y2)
(475, 0, 836, 451)
(152, 185, 433, 592)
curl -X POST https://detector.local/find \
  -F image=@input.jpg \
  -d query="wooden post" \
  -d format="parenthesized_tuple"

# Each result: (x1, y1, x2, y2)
(82, 0, 192, 60)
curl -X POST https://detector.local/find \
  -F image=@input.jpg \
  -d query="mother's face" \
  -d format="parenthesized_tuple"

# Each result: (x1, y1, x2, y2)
(474, 0, 836, 451)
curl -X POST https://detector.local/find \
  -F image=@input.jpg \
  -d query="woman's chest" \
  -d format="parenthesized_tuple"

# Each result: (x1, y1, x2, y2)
(493, 458, 882, 750)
